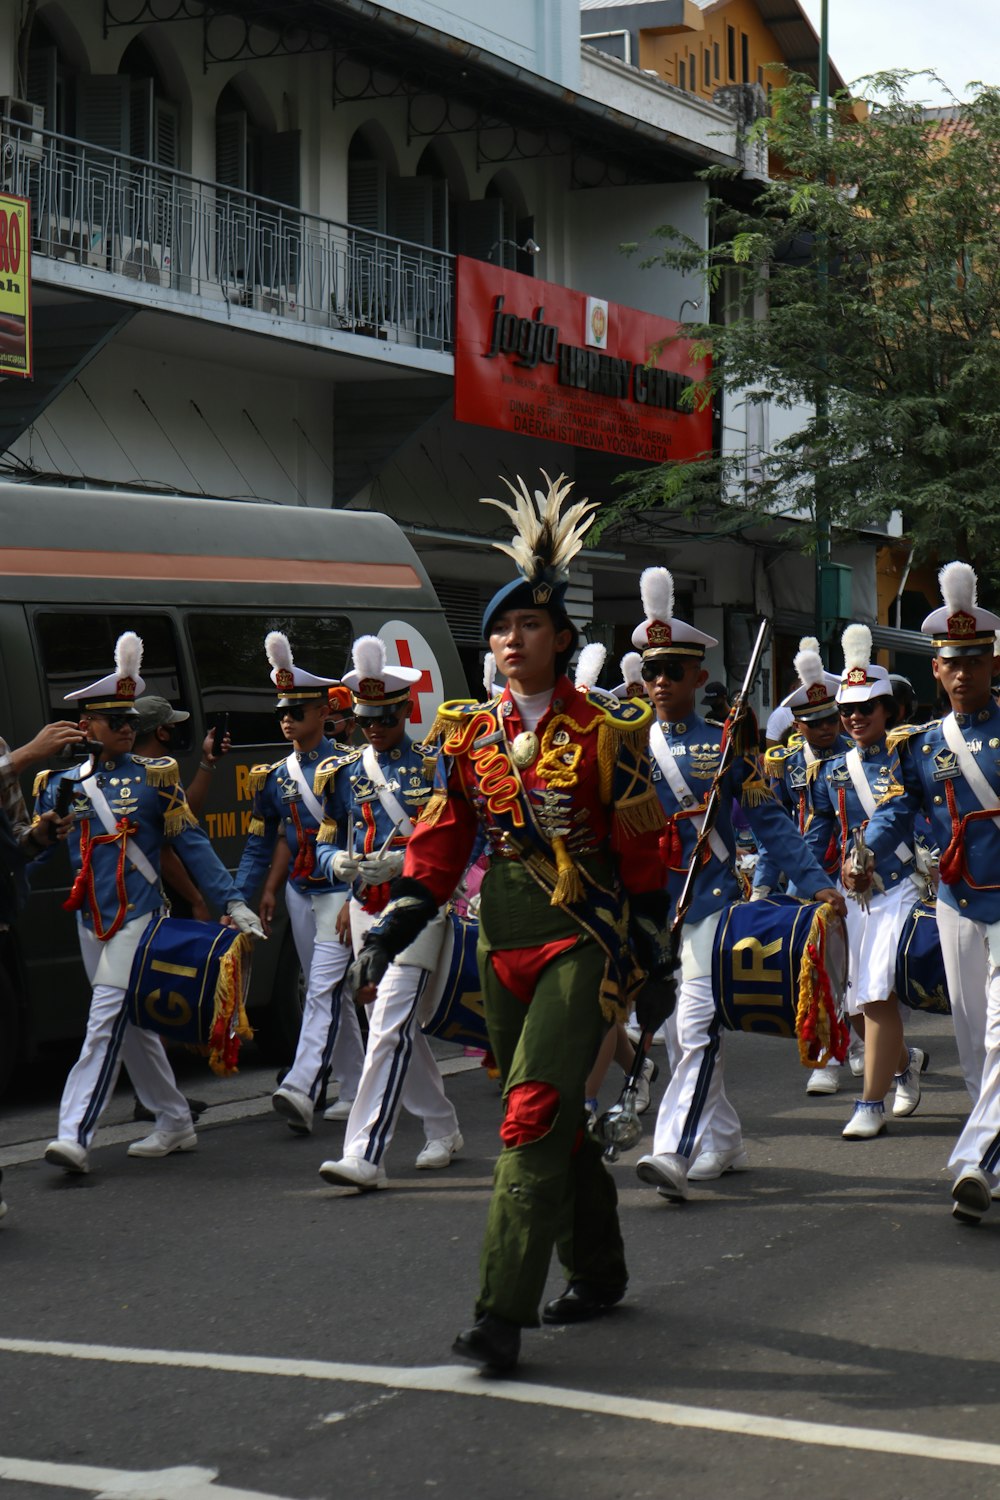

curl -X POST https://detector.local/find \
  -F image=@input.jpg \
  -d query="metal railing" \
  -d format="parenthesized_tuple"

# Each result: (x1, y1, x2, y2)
(0, 119, 455, 351)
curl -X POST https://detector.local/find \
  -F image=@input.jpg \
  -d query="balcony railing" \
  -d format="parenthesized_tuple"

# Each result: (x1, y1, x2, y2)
(0, 120, 454, 352)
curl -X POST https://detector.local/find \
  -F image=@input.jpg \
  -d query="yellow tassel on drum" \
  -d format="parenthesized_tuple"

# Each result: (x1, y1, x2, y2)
(316, 817, 338, 844)
(208, 932, 254, 1076)
(417, 791, 449, 828)
(550, 835, 584, 906)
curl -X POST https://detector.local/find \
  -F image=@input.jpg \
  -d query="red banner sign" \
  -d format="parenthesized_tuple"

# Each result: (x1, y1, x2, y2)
(454, 257, 711, 464)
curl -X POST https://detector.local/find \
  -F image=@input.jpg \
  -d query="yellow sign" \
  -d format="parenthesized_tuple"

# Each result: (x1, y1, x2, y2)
(0, 193, 31, 379)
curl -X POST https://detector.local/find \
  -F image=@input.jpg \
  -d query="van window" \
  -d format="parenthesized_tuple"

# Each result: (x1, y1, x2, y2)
(33, 611, 193, 752)
(187, 612, 352, 747)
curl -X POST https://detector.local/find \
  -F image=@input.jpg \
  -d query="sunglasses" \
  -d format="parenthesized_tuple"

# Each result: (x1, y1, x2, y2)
(640, 659, 690, 683)
(838, 700, 882, 719)
(277, 704, 311, 723)
(93, 713, 136, 732)
(360, 712, 401, 728)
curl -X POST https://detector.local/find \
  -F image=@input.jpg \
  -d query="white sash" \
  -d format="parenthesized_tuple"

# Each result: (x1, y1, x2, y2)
(942, 713, 1000, 830)
(802, 741, 818, 767)
(844, 747, 913, 864)
(81, 772, 159, 886)
(361, 744, 415, 838)
(649, 722, 728, 864)
(285, 752, 325, 826)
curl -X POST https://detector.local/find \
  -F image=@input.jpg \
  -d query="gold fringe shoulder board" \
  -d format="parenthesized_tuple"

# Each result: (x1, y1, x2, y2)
(584, 689, 653, 734)
(246, 758, 285, 795)
(886, 721, 935, 754)
(32, 768, 52, 798)
(131, 753, 181, 787)
(763, 744, 796, 779)
(313, 747, 361, 797)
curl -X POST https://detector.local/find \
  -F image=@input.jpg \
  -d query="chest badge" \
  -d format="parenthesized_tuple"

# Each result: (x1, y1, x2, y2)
(511, 731, 540, 769)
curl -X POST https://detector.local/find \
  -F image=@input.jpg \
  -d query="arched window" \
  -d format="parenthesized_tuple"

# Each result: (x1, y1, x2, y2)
(453, 170, 534, 272)
(70, 35, 178, 166)
(215, 77, 297, 208)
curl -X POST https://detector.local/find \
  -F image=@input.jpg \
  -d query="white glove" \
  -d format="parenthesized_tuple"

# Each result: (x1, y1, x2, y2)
(332, 849, 363, 883)
(749, 885, 771, 902)
(226, 900, 265, 938)
(358, 850, 405, 884)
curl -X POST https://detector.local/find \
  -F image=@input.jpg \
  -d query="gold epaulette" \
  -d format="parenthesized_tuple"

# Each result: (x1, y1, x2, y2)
(316, 816, 338, 845)
(763, 744, 795, 780)
(313, 747, 361, 797)
(164, 802, 197, 837)
(32, 768, 52, 798)
(427, 698, 483, 745)
(247, 759, 283, 795)
(131, 753, 180, 787)
(887, 722, 933, 754)
(246, 814, 266, 838)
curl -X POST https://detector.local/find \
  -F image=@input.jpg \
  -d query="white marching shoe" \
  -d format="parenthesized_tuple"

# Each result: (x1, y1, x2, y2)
(44, 1139, 90, 1174)
(634, 1057, 659, 1116)
(688, 1147, 750, 1181)
(318, 1155, 387, 1190)
(952, 1168, 992, 1225)
(415, 1131, 463, 1169)
(806, 1061, 840, 1095)
(848, 1036, 865, 1077)
(636, 1153, 688, 1202)
(842, 1100, 886, 1140)
(127, 1128, 197, 1158)
(323, 1098, 353, 1122)
(272, 1085, 315, 1134)
(892, 1048, 930, 1118)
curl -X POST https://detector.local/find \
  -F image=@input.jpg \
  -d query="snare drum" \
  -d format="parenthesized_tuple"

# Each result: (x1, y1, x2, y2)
(712, 895, 849, 1063)
(895, 899, 950, 1015)
(125, 915, 254, 1075)
(420, 908, 489, 1051)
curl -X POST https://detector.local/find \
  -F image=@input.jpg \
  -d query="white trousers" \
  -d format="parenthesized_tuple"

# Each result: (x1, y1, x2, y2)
(661, 1010, 727, 1155)
(948, 952, 1000, 1182)
(937, 900, 991, 1102)
(285, 884, 364, 1103)
(59, 920, 192, 1149)
(343, 959, 460, 1166)
(651, 974, 743, 1163)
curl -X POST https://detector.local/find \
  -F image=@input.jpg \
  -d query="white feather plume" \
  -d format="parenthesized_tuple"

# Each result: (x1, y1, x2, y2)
(640, 567, 674, 624)
(575, 642, 607, 691)
(114, 631, 143, 680)
(793, 645, 826, 688)
(480, 470, 598, 582)
(352, 634, 386, 679)
(939, 560, 977, 614)
(265, 631, 293, 672)
(483, 652, 496, 698)
(798, 635, 821, 655)
(620, 651, 642, 685)
(841, 623, 873, 673)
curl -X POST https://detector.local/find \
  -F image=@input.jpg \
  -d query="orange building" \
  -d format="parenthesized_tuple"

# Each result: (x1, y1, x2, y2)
(581, 0, 846, 102)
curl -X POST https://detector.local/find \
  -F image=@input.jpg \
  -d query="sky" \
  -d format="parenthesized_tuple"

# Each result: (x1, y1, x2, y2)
(798, 0, 998, 105)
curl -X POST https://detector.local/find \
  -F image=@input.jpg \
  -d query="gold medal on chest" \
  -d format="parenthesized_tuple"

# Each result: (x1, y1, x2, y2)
(510, 731, 540, 769)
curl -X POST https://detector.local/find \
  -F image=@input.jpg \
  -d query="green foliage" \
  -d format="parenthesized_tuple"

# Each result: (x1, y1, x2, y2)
(604, 72, 1000, 582)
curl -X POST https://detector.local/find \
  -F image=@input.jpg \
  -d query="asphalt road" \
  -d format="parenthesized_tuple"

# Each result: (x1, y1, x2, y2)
(2, 1015, 1000, 1500)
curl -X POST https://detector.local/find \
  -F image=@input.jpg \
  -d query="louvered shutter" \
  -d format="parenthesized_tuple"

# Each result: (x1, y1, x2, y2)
(260, 130, 300, 208)
(129, 76, 153, 160)
(76, 75, 129, 154)
(216, 111, 247, 190)
(25, 46, 57, 130)
(154, 98, 178, 167)
(348, 159, 386, 232)
(258, 130, 301, 295)
(387, 176, 433, 246)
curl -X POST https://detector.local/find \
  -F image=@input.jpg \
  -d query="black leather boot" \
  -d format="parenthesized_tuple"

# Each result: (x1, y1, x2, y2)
(542, 1282, 627, 1324)
(453, 1313, 521, 1373)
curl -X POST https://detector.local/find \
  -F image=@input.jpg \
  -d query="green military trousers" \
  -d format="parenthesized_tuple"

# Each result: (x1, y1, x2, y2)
(475, 859, 628, 1328)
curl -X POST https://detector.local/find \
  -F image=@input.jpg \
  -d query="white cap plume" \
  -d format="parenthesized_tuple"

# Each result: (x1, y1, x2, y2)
(115, 631, 143, 680)
(620, 651, 642, 684)
(352, 634, 386, 678)
(939, 561, 977, 613)
(793, 644, 825, 687)
(640, 567, 674, 622)
(841, 623, 873, 673)
(575, 642, 607, 691)
(483, 652, 496, 698)
(264, 631, 293, 672)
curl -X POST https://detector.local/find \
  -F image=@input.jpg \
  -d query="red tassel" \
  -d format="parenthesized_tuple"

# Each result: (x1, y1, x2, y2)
(660, 820, 683, 871)
(62, 868, 88, 913)
(938, 836, 962, 886)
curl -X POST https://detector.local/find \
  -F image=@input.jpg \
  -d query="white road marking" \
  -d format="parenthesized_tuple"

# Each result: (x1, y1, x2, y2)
(0, 1336, 997, 1470)
(0, 1455, 294, 1499)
